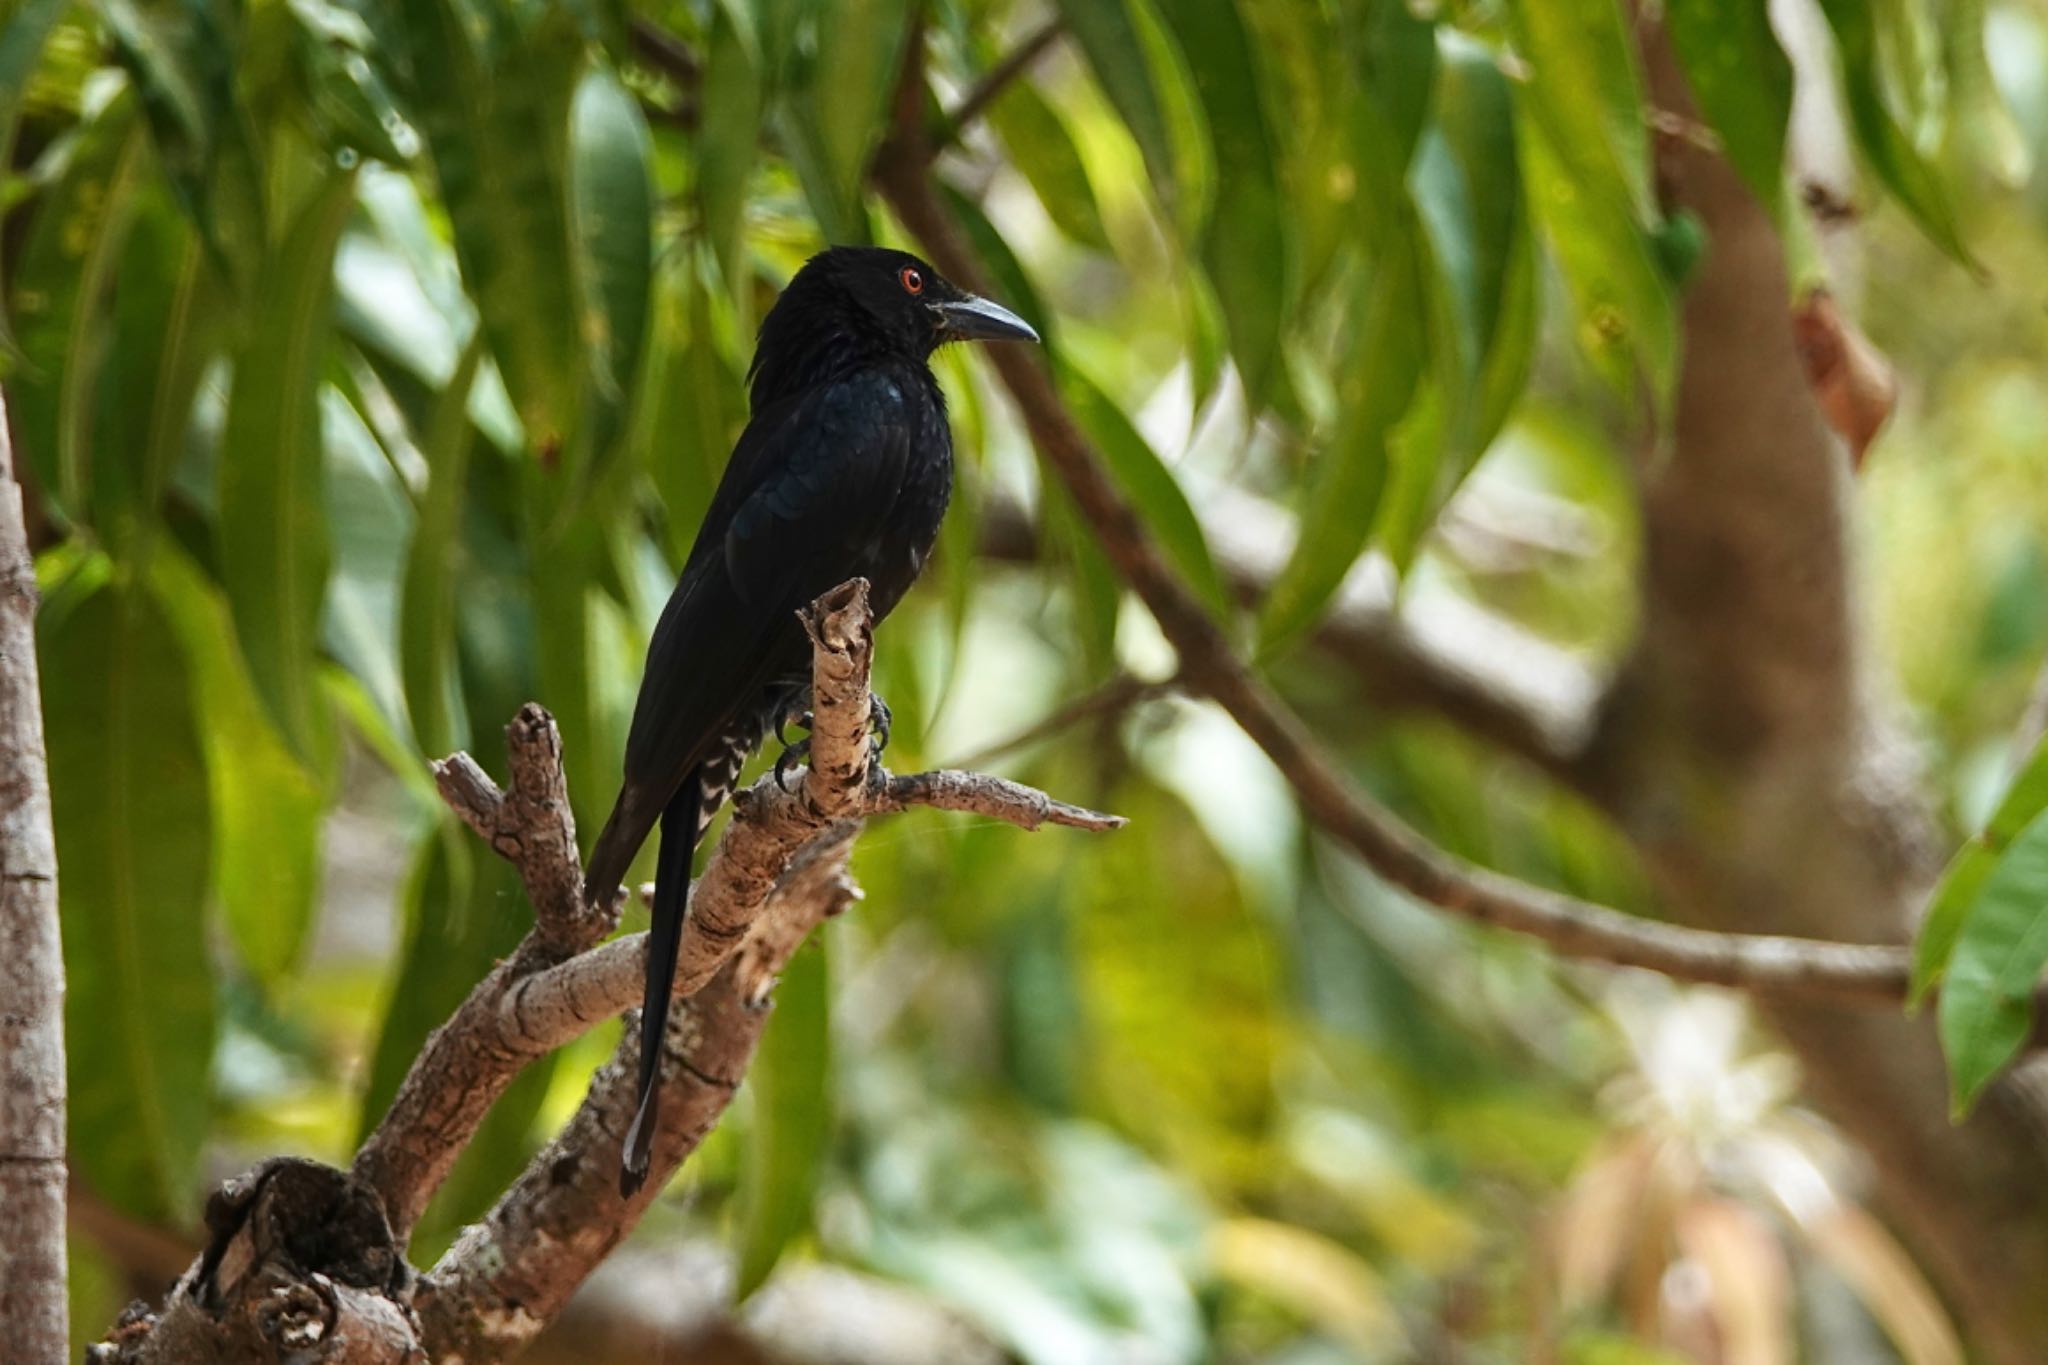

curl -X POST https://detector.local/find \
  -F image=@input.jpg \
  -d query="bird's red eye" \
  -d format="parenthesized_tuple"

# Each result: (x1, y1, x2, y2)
(900, 266, 924, 295)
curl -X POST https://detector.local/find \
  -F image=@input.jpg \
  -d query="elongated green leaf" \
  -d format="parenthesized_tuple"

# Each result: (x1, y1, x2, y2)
(8, 94, 145, 515)
(698, 6, 763, 291)
(46, 579, 215, 1222)
(527, 511, 610, 823)
(0, 0, 68, 363)
(218, 168, 355, 763)
(1912, 735, 2048, 1001)
(150, 545, 327, 986)
(567, 63, 653, 478)
(95, 182, 218, 555)
(791, 0, 908, 236)
(1063, 370, 1229, 622)
(285, 0, 419, 165)
(399, 337, 481, 758)
(1939, 807, 2048, 1113)
(98, 0, 264, 282)
(323, 384, 414, 734)
(1259, 241, 1426, 651)
(1507, 0, 1674, 403)
(1053, 0, 1212, 234)
(1155, 0, 1288, 407)
(736, 938, 831, 1298)
(1664, 0, 1791, 217)
(1375, 35, 1536, 566)
(1817, 0, 1976, 269)
(990, 82, 1111, 251)
(638, 252, 745, 562)
(397, 0, 577, 448)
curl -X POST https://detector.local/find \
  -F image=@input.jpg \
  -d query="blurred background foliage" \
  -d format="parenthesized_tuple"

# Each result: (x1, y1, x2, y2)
(5, 0, 2048, 1359)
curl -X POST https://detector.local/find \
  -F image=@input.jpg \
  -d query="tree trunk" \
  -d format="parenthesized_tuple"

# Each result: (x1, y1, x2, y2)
(0, 385, 69, 1361)
(1586, 36, 2048, 1364)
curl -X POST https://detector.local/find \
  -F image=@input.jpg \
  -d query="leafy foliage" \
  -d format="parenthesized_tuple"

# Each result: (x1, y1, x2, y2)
(4, 0, 2034, 1358)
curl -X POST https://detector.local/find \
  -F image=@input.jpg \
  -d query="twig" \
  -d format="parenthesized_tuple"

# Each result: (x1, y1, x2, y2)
(870, 56, 2009, 1015)
(944, 670, 1180, 770)
(0, 382, 68, 1363)
(927, 17, 1067, 160)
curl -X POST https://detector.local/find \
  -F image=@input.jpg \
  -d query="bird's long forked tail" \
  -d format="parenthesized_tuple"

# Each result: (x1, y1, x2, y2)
(620, 773, 704, 1196)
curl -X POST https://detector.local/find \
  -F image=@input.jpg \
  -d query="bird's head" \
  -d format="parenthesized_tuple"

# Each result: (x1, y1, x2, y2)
(753, 245, 1040, 401)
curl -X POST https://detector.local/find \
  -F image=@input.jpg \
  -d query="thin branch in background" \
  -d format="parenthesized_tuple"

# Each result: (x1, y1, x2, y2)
(925, 16, 1067, 160)
(0, 384, 69, 1364)
(871, 56, 2025, 1018)
(945, 670, 1181, 770)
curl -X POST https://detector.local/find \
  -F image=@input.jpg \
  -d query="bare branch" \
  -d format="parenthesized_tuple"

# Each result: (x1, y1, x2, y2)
(0, 382, 69, 1363)
(100, 576, 1121, 1360)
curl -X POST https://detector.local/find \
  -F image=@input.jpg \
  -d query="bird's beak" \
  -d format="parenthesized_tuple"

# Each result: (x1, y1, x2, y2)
(934, 295, 1040, 344)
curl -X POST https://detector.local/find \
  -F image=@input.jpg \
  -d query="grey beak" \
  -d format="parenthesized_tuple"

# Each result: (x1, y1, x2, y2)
(935, 294, 1040, 344)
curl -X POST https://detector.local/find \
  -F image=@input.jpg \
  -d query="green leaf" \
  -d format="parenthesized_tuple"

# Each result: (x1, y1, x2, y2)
(7, 94, 146, 516)
(1062, 369, 1230, 622)
(989, 82, 1111, 250)
(1372, 36, 1538, 568)
(322, 383, 414, 736)
(1664, 0, 1792, 218)
(1816, 0, 1977, 270)
(795, 0, 909, 234)
(397, 0, 579, 449)
(1507, 0, 1675, 403)
(399, 337, 482, 758)
(1938, 806, 2048, 1113)
(1054, 0, 1212, 234)
(218, 167, 355, 764)
(97, 0, 264, 281)
(94, 182, 219, 553)
(150, 545, 326, 987)
(638, 252, 745, 563)
(284, 0, 420, 165)
(735, 938, 832, 1298)
(1155, 0, 1289, 407)
(0, 0, 68, 363)
(527, 511, 610, 825)
(697, 6, 763, 290)
(46, 579, 215, 1222)
(1912, 734, 2048, 1001)
(1258, 239, 1426, 651)
(566, 62, 654, 478)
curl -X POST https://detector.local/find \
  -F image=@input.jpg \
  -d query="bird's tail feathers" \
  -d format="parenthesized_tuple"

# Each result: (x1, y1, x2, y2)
(619, 774, 703, 1197)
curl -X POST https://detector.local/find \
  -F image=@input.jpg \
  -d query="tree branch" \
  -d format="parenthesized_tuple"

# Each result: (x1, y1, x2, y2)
(0, 382, 69, 1363)
(978, 488, 1600, 785)
(871, 50, 2033, 1017)
(94, 578, 1120, 1362)
(926, 17, 1066, 160)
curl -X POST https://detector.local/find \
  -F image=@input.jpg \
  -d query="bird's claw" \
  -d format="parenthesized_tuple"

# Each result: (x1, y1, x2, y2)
(773, 737, 811, 793)
(774, 707, 814, 748)
(867, 693, 893, 760)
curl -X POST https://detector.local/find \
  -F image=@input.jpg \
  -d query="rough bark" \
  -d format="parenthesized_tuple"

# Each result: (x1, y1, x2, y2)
(0, 384, 68, 1363)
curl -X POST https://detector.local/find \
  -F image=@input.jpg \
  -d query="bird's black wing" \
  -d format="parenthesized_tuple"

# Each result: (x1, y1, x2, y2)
(584, 370, 919, 899)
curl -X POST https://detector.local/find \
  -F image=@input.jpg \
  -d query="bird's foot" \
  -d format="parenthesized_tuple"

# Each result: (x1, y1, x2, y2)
(867, 692, 893, 762)
(771, 691, 892, 791)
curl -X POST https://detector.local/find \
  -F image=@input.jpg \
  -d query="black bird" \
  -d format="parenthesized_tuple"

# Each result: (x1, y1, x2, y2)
(584, 246, 1038, 1195)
